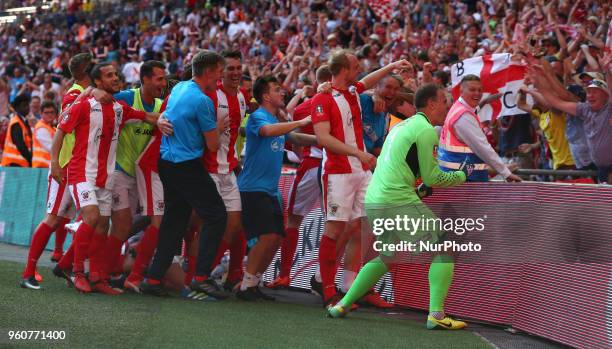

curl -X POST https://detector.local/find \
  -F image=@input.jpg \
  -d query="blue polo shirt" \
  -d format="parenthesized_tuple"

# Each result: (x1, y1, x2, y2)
(238, 107, 285, 196)
(160, 80, 217, 163)
(360, 94, 386, 153)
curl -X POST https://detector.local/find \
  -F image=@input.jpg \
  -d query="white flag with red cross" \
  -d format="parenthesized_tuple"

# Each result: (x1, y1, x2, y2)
(367, 0, 395, 21)
(451, 53, 527, 122)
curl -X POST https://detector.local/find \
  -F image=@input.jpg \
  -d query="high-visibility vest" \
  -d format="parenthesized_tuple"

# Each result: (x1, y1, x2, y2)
(115, 88, 161, 177)
(32, 120, 56, 168)
(437, 99, 488, 182)
(1, 114, 32, 167)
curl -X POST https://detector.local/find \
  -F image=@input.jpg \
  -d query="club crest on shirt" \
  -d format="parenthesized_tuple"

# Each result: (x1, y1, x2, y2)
(271, 138, 282, 152)
(329, 203, 339, 216)
(315, 105, 324, 117)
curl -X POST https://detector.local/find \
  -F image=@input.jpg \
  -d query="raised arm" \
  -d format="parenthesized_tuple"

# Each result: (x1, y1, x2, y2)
(531, 67, 578, 116)
(359, 60, 411, 90)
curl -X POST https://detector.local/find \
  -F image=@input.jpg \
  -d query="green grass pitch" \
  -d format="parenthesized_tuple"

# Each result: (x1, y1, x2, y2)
(0, 261, 490, 348)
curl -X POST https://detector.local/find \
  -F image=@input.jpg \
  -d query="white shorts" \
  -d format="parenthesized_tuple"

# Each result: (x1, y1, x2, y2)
(111, 169, 165, 216)
(69, 182, 113, 216)
(46, 174, 76, 219)
(210, 172, 241, 212)
(322, 171, 372, 222)
(135, 166, 165, 216)
(287, 159, 321, 217)
(111, 170, 139, 215)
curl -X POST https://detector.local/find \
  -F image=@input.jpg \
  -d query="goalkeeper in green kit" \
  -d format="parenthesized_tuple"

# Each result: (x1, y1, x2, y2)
(327, 84, 473, 330)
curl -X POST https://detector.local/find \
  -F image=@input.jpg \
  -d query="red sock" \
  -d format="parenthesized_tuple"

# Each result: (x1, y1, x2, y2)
(184, 254, 198, 286)
(87, 233, 107, 281)
(128, 225, 159, 282)
(53, 218, 70, 254)
(101, 235, 123, 279)
(147, 278, 161, 285)
(212, 240, 229, 270)
(58, 241, 74, 270)
(22, 223, 54, 278)
(227, 232, 246, 282)
(319, 235, 338, 300)
(72, 223, 94, 273)
(280, 227, 299, 278)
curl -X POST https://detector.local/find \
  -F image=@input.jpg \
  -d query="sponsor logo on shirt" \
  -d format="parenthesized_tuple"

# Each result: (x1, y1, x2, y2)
(218, 104, 229, 109)
(135, 128, 154, 136)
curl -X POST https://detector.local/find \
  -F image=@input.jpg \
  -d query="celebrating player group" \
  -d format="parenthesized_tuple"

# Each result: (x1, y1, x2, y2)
(18, 46, 511, 331)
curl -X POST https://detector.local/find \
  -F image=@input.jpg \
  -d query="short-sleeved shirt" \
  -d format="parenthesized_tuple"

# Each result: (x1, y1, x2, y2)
(311, 82, 367, 174)
(160, 80, 217, 163)
(237, 107, 285, 196)
(293, 99, 322, 159)
(565, 116, 593, 169)
(58, 97, 146, 188)
(575, 102, 612, 167)
(58, 84, 86, 168)
(359, 94, 387, 153)
(531, 109, 574, 169)
(203, 84, 247, 174)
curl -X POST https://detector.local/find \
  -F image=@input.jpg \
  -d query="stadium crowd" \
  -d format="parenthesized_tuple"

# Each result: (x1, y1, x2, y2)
(1, 0, 610, 331)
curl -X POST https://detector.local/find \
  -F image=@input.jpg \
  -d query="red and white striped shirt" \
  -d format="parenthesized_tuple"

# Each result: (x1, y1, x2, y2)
(58, 97, 146, 188)
(311, 82, 367, 174)
(293, 99, 323, 159)
(61, 88, 82, 111)
(203, 85, 247, 174)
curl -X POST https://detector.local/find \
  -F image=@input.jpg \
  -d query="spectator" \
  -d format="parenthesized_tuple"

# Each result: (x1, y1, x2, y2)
(1, 94, 32, 167)
(531, 62, 611, 183)
(361, 75, 403, 156)
(517, 86, 575, 170)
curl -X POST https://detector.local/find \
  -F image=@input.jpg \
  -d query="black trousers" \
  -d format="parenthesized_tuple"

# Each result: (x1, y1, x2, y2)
(148, 158, 227, 281)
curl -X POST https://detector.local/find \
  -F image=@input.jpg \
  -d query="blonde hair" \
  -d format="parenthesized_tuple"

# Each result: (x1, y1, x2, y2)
(328, 49, 355, 76)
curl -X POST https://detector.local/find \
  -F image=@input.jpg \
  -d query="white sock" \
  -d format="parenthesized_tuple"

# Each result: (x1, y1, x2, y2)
(341, 270, 357, 293)
(314, 267, 322, 283)
(240, 272, 260, 291)
(256, 273, 264, 287)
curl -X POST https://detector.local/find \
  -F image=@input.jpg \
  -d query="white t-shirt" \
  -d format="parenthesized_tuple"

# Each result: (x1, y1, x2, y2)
(122, 61, 143, 85)
(35, 125, 53, 152)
